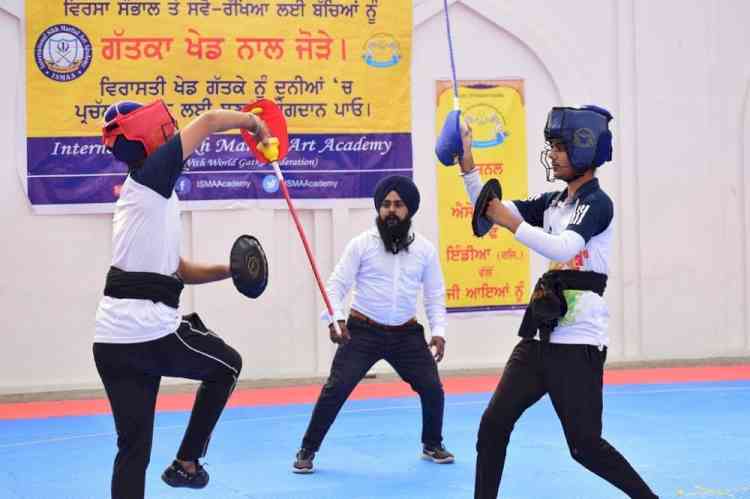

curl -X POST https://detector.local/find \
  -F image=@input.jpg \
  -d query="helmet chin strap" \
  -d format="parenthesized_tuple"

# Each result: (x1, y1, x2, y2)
(542, 162, 585, 184)
(561, 171, 585, 183)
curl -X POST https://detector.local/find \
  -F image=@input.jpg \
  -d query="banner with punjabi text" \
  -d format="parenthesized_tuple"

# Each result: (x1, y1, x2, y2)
(435, 80, 530, 313)
(25, 0, 412, 213)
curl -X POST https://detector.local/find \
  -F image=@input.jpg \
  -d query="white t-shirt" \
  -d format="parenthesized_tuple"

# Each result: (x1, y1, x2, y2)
(94, 135, 184, 344)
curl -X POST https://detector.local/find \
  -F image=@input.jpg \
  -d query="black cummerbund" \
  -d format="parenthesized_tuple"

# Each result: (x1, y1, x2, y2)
(104, 266, 184, 309)
(518, 270, 607, 341)
(544, 269, 607, 296)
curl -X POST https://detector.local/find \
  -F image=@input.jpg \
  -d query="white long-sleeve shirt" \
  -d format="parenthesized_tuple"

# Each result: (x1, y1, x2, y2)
(321, 227, 447, 338)
(461, 169, 585, 261)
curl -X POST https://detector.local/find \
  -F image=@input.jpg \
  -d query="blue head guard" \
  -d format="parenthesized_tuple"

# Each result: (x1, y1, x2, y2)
(541, 105, 613, 180)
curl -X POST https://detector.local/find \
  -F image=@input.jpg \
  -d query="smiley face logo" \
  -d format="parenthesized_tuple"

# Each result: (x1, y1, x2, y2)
(362, 33, 401, 68)
(465, 104, 509, 149)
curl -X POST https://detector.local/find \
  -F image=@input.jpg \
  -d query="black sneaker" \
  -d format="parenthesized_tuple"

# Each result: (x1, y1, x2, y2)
(292, 448, 315, 474)
(422, 444, 455, 464)
(161, 459, 209, 489)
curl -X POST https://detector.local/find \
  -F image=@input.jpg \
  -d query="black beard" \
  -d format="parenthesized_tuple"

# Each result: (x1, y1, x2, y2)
(376, 215, 414, 254)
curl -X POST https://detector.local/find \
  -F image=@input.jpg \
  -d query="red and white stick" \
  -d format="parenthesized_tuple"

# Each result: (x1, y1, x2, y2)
(268, 160, 343, 337)
(242, 99, 343, 338)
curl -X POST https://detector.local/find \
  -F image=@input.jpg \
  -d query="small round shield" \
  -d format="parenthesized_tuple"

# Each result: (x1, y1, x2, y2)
(471, 178, 503, 237)
(230, 235, 268, 299)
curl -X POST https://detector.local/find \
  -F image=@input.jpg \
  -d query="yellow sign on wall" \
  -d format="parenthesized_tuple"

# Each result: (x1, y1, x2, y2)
(26, 0, 411, 136)
(435, 80, 530, 313)
(25, 0, 412, 209)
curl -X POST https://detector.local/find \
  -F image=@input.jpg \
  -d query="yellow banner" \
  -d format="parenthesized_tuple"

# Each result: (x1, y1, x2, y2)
(26, 0, 411, 137)
(435, 80, 530, 312)
(25, 1, 412, 210)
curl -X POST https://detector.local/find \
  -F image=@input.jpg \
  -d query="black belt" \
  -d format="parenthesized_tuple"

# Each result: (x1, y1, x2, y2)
(104, 266, 184, 309)
(349, 309, 418, 331)
(519, 270, 607, 342)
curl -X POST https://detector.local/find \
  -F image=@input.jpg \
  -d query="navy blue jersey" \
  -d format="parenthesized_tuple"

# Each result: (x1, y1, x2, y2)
(512, 179, 613, 245)
(513, 178, 614, 346)
(130, 133, 184, 198)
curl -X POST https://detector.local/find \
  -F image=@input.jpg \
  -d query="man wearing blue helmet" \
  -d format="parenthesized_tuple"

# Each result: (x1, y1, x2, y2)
(458, 106, 658, 498)
(292, 175, 453, 473)
(94, 100, 271, 499)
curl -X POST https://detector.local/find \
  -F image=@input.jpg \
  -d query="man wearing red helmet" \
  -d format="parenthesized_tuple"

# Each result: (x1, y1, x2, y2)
(93, 100, 271, 499)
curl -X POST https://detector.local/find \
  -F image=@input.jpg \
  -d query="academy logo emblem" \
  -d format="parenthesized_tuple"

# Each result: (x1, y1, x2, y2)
(573, 128, 596, 148)
(34, 24, 92, 82)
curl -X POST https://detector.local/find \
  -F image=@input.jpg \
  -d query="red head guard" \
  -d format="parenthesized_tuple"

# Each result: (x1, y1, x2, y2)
(102, 100, 178, 162)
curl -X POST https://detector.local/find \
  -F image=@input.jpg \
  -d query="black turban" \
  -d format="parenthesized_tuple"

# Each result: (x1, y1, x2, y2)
(373, 175, 420, 216)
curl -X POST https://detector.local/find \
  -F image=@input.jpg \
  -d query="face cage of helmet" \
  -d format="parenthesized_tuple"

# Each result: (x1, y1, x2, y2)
(539, 140, 592, 183)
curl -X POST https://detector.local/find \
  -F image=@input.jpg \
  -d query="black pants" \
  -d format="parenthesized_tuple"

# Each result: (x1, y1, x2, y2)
(475, 339, 658, 499)
(93, 313, 242, 499)
(301, 317, 445, 451)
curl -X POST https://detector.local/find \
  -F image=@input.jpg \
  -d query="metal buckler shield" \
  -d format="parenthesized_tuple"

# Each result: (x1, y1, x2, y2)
(230, 235, 268, 299)
(471, 178, 502, 237)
